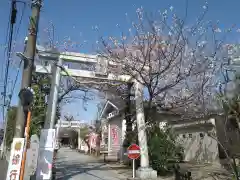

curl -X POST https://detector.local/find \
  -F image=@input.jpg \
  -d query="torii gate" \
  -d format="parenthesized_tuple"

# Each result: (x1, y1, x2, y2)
(35, 46, 157, 179)
(55, 120, 81, 148)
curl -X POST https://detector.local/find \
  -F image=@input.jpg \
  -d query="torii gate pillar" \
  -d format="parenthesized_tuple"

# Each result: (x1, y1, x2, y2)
(134, 79, 157, 179)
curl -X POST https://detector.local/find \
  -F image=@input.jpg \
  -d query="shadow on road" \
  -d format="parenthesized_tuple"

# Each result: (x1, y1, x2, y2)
(56, 163, 107, 180)
(55, 148, 128, 180)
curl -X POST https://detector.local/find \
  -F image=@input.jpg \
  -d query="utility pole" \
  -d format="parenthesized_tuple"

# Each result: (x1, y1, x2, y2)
(14, 0, 42, 138)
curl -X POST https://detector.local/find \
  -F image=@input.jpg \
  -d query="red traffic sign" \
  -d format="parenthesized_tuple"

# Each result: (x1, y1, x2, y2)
(127, 144, 140, 160)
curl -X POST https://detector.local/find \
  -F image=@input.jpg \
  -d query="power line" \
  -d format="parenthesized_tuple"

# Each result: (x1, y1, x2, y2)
(0, 0, 27, 159)
(7, 2, 26, 107)
(7, 61, 23, 109)
(13, 2, 26, 42)
(0, 2, 12, 81)
(1, 0, 26, 124)
(1, 0, 17, 125)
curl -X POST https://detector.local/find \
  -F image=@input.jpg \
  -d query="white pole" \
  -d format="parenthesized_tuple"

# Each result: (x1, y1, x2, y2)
(36, 57, 62, 180)
(133, 159, 136, 178)
(45, 58, 62, 129)
(134, 80, 149, 168)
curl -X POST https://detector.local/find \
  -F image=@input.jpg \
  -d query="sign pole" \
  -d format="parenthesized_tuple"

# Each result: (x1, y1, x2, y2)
(19, 111, 32, 180)
(127, 144, 140, 179)
(133, 159, 135, 178)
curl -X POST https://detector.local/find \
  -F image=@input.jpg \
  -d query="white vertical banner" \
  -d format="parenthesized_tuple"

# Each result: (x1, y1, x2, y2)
(6, 138, 25, 180)
(36, 129, 56, 180)
(39, 129, 55, 149)
(24, 134, 40, 180)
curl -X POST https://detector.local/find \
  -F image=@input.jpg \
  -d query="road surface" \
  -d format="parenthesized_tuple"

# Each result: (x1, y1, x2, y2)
(55, 147, 127, 180)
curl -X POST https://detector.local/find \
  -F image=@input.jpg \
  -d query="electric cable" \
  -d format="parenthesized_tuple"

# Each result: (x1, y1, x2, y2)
(7, 2, 26, 107)
(3, 1, 26, 110)
(0, 2, 12, 80)
(1, 0, 26, 126)
(1, 0, 17, 125)
(0, 1, 28, 160)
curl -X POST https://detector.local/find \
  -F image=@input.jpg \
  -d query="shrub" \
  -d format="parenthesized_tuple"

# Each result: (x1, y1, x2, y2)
(147, 124, 183, 175)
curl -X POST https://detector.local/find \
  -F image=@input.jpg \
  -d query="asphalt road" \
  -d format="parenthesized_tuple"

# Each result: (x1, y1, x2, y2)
(55, 147, 127, 180)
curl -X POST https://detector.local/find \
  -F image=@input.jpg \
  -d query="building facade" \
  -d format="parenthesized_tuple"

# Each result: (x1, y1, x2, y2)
(99, 100, 240, 164)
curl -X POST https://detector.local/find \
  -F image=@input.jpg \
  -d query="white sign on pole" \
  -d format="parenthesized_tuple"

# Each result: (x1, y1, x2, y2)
(39, 129, 55, 148)
(36, 147, 54, 180)
(6, 138, 25, 180)
(36, 129, 56, 180)
(24, 134, 40, 180)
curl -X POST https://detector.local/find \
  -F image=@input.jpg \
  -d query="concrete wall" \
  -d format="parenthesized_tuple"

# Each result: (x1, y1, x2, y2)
(154, 114, 221, 163)
(174, 118, 220, 163)
(177, 130, 219, 163)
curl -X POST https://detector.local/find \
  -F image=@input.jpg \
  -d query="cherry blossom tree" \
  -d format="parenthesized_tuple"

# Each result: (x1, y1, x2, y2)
(96, 2, 237, 121)
(94, 3, 240, 176)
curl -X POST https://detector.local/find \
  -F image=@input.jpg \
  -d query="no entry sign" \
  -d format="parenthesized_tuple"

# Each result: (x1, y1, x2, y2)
(127, 144, 140, 160)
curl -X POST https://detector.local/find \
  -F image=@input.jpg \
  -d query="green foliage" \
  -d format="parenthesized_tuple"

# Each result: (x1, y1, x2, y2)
(216, 73, 240, 180)
(123, 102, 183, 175)
(147, 124, 184, 175)
(30, 73, 61, 137)
(29, 83, 47, 136)
(29, 73, 50, 136)
(217, 73, 240, 127)
(5, 106, 17, 148)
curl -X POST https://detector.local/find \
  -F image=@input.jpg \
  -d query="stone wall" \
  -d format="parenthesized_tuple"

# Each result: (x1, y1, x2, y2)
(173, 119, 220, 163)
(177, 131, 219, 163)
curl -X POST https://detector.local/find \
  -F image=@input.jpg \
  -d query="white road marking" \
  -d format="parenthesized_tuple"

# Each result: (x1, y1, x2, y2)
(128, 150, 140, 154)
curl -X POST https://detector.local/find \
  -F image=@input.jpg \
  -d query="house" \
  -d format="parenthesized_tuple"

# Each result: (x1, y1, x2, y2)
(99, 99, 126, 161)
(99, 99, 240, 164)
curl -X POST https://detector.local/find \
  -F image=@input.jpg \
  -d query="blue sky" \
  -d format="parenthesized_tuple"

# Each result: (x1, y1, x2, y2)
(1, 0, 240, 126)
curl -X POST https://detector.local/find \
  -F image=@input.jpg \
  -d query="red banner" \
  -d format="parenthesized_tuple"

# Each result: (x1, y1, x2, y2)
(111, 125, 119, 145)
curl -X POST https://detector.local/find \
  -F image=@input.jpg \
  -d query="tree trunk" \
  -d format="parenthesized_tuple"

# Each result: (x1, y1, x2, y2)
(124, 83, 133, 148)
